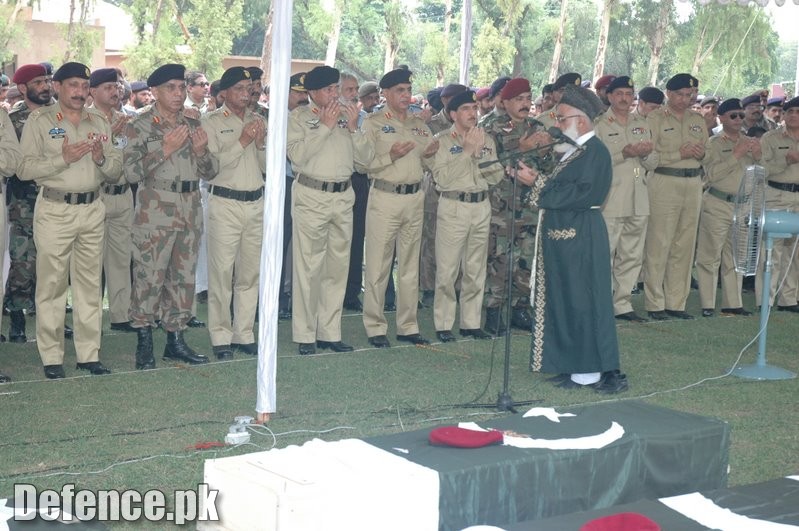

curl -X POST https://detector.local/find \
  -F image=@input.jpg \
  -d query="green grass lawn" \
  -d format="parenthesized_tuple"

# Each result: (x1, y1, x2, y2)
(0, 288, 797, 527)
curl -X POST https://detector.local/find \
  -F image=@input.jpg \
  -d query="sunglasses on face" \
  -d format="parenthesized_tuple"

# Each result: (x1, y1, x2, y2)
(727, 112, 745, 120)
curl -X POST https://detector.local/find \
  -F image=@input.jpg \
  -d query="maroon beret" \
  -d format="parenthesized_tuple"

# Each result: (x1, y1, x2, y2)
(594, 74, 616, 91)
(429, 426, 503, 448)
(500, 78, 531, 101)
(13, 64, 48, 85)
(580, 512, 661, 531)
(475, 87, 490, 101)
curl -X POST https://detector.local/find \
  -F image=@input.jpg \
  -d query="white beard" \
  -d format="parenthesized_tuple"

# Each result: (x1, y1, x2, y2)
(553, 122, 580, 153)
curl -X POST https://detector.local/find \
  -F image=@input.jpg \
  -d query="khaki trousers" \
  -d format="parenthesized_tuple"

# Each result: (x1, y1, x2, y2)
(207, 195, 263, 346)
(696, 193, 742, 309)
(603, 213, 648, 315)
(34, 196, 105, 365)
(433, 197, 491, 331)
(291, 183, 354, 343)
(755, 187, 799, 307)
(101, 190, 133, 323)
(644, 174, 702, 311)
(363, 187, 424, 337)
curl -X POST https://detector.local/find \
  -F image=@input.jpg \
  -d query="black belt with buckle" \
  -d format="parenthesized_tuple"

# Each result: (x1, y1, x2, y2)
(150, 179, 200, 193)
(655, 167, 703, 178)
(767, 180, 799, 193)
(42, 187, 99, 205)
(102, 183, 130, 195)
(441, 190, 488, 203)
(210, 185, 264, 202)
(296, 173, 351, 193)
(372, 179, 422, 195)
(706, 187, 737, 203)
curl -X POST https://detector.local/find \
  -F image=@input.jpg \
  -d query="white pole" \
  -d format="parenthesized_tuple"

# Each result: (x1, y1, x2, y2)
(459, 0, 472, 85)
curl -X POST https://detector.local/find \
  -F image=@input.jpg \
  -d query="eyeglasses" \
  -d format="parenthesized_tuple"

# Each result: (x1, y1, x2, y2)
(194, 82, 210, 87)
(728, 112, 745, 120)
(554, 114, 581, 123)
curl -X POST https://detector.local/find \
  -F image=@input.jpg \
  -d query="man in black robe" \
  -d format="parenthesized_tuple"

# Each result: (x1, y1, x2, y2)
(515, 84, 628, 394)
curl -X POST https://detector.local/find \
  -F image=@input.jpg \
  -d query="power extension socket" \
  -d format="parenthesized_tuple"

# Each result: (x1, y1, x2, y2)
(225, 431, 251, 445)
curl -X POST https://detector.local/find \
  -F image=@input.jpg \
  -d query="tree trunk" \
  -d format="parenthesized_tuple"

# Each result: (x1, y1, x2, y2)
(437, 0, 452, 86)
(691, 21, 707, 75)
(592, 0, 615, 82)
(384, 40, 398, 73)
(548, 0, 569, 82)
(260, 2, 274, 80)
(647, 0, 671, 86)
(324, 0, 342, 66)
(64, 0, 77, 63)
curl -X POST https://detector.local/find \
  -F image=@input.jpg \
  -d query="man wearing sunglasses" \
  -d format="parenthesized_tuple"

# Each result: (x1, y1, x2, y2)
(741, 93, 776, 134)
(185, 70, 210, 115)
(696, 99, 759, 318)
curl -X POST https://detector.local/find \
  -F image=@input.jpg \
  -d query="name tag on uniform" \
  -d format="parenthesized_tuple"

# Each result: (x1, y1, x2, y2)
(221, 128, 234, 134)
(450, 145, 463, 154)
(663, 127, 674, 132)
(48, 127, 66, 139)
(721, 149, 732, 153)
(778, 146, 789, 150)
(381, 125, 396, 133)
(608, 132, 619, 137)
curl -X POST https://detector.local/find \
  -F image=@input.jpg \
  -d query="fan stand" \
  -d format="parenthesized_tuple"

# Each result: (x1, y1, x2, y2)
(735, 211, 798, 381)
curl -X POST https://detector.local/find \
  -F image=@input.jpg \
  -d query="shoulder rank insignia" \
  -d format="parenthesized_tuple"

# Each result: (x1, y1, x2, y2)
(312, 107, 320, 115)
(153, 116, 161, 125)
(223, 110, 230, 117)
(55, 112, 63, 122)
(411, 127, 429, 137)
(48, 127, 66, 138)
(381, 124, 396, 133)
(384, 111, 392, 120)
(449, 145, 463, 154)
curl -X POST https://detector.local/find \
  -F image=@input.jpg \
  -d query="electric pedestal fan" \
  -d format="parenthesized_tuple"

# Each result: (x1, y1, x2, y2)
(731, 164, 797, 380)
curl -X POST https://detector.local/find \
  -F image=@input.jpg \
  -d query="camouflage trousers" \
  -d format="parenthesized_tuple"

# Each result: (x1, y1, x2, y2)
(129, 225, 200, 332)
(483, 221, 535, 309)
(418, 172, 438, 293)
(5, 183, 37, 312)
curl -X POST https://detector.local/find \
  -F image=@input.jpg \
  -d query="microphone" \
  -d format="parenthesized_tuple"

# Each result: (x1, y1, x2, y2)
(547, 126, 580, 148)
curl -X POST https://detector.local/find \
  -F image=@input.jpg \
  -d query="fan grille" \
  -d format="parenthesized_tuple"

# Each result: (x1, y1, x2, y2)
(731, 165, 766, 276)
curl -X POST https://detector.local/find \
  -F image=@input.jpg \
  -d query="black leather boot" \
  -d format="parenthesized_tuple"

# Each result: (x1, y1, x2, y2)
(484, 307, 506, 336)
(9, 310, 26, 343)
(163, 330, 209, 364)
(135, 327, 155, 370)
(511, 306, 533, 331)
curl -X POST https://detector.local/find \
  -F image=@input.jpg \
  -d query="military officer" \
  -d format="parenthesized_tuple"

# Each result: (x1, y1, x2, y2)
(245, 67, 269, 120)
(201, 67, 266, 359)
(538, 73, 582, 128)
(6, 63, 54, 343)
(89, 68, 136, 333)
(478, 76, 510, 127)
(0, 107, 21, 356)
(697, 98, 758, 317)
(358, 68, 439, 348)
(766, 97, 785, 126)
(430, 90, 503, 341)
(741, 93, 776, 133)
(635, 87, 664, 119)
(123, 64, 219, 369)
(643, 73, 706, 320)
(757, 97, 799, 311)
(482, 77, 553, 334)
(19, 62, 122, 379)
(287, 66, 371, 355)
(594, 76, 657, 322)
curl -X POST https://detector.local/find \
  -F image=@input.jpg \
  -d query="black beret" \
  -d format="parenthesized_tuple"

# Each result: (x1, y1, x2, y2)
(441, 83, 468, 99)
(699, 95, 718, 107)
(40, 62, 54, 76)
(379, 68, 412, 89)
(209, 80, 222, 97)
(89, 68, 118, 88)
(489, 76, 511, 99)
(741, 94, 761, 108)
(638, 86, 664, 104)
(147, 64, 186, 88)
(290, 72, 307, 92)
(784, 96, 799, 112)
(427, 87, 443, 112)
(559, 84, 605, 121)
(666, 73, 698, 91)
(130, 80, 148, 92)
(219, 66, 252, 91)
(606, 76, 633, 94)
(541, 83, 556, 95)
(446, 89, 477, 113)
(53, 62, 91, 82)
(304, 66, 339, 91)
(717, 98, 742, 116)
(245, 67, 263, 81)
(553, 72, 582, 90)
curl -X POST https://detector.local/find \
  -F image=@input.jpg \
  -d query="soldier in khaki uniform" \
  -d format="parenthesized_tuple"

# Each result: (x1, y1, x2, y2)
(643, 73, 706, 320)
(594, 76, 657, 322)
(696, 98, 758, 317)
(537, 73, 582, 129)
(0, 108, 21, 382)
(359, 68, 439, 348)
(89, 68, 136, 333)
(202, 66, 266, 359)
(123, 64, 219, 369)
(287, 66, 372, 355)
(635, 87, 664, 119)
(429, 90, 503, 342)
(19, 62, 123, 379)
(756, 97, 799, 310)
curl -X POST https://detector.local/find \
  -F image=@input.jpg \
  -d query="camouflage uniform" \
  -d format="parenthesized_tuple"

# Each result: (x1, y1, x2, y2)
(5, 101, 46, 314)
(0, 109, 22, 339)
(482, 113, 554, 327)
(123, 104, 219, 332)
